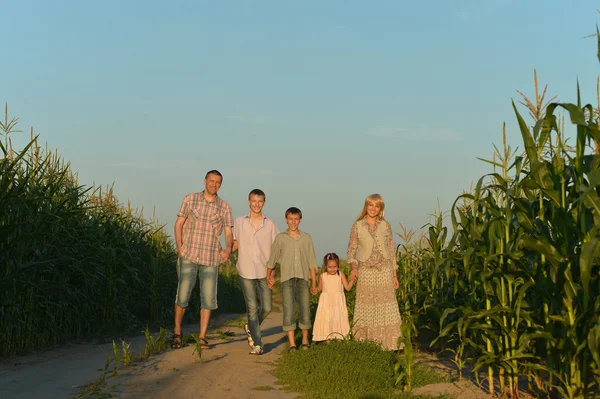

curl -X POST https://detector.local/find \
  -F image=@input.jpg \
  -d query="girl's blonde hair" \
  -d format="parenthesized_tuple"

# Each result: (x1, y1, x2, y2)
(356, 194, 385, 221)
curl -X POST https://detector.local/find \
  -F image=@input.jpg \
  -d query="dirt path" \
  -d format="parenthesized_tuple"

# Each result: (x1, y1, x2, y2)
(0, 309, 508, 399)
(109, 311, 296, 399)
(0, 311, 297, 399)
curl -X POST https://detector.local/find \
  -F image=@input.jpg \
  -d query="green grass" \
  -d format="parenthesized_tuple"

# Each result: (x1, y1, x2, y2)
(273, 339, 449, 399)
(410, 363, 450, 388)
(252, 385, 275, 391)
(207, 330, 236, 341)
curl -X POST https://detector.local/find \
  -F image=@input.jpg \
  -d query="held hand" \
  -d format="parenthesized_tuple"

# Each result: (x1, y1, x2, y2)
(350, 269, 359, 280)
(220, 248, 231, 262)
(267, 279, 275, 290)
(393, 276, 399, 290)
(310, 286, 318, 295)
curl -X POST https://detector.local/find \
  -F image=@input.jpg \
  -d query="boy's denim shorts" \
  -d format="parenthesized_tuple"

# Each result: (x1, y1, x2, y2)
(175, 257, 218, 310)
(281, 278, 311, 331)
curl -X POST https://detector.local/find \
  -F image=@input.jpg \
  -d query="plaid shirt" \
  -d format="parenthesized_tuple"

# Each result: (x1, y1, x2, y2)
(178, 191, 234, 267)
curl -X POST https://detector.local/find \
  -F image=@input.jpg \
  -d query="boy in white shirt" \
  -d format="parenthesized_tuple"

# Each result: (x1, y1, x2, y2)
(233, 189, 280, 355)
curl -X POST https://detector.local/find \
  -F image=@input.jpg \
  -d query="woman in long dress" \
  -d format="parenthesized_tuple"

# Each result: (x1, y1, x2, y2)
(347, 194, 402, 350)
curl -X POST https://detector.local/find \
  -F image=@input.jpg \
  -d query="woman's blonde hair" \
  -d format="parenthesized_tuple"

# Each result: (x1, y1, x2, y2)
(356, 194, 385, 221)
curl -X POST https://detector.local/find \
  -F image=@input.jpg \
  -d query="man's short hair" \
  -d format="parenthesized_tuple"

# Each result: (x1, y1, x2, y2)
(205, 169, 223, 181)
(248, 188, 266, 201)
(285, 207, 302, 219)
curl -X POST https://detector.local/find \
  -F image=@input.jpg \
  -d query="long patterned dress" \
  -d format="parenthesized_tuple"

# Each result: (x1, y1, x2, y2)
(347, 219, 402, 350)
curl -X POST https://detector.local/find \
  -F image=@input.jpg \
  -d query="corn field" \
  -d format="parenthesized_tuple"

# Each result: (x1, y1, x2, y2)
(395, 42, 600, 398)
(0, 106, 244, 357)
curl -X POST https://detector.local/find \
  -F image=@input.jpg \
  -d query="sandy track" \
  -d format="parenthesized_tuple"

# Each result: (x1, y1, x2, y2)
(0, 312, 297, 399)
(112, 312, 296, 399)
(0, 309, 510, 399)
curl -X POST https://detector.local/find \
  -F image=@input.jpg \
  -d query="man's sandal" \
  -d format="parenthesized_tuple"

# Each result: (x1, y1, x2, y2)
(199, 337, 210, 349)
(171, 333, 183, 349)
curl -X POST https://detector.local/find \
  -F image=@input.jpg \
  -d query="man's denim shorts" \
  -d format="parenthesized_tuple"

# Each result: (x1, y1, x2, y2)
(175, 257, 218, 310)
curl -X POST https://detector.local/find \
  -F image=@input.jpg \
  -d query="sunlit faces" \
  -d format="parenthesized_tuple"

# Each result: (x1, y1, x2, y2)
(325, 259, 339, 275)
(366, 201, 381, 219)
(204, 173, 223, 195)
(248, 194, 265, 215)
(285, 213, 301, 232)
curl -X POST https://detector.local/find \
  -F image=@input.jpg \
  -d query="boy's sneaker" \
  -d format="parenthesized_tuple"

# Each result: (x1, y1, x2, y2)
(249, 345, 263, 355)
(244, 324, 255, 349)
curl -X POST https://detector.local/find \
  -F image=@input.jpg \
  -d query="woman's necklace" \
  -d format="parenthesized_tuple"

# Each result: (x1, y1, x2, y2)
(366, 216, 377, 228)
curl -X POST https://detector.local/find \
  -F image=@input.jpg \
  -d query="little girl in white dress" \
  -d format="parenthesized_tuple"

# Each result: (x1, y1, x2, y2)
(312, 253, 356, 342)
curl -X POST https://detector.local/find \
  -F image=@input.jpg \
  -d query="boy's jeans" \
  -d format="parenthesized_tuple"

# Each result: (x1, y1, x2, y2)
(239, 276, 272, 347)
(281, 278, 311, 331)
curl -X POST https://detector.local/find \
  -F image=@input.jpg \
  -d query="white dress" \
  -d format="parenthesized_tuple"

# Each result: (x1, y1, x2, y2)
(312, 273, 350, 341)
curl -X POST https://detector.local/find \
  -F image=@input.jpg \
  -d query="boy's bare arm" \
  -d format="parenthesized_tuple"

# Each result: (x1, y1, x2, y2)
(309, 268, 318, 295)
(266, 237, 281, 289)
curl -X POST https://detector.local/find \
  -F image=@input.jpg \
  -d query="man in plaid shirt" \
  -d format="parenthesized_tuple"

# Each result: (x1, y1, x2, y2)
(171, 169, 234, 349)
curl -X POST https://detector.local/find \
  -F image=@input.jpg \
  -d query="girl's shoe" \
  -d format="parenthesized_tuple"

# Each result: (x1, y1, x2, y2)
(300, 344, 310, 350)
(287, 346, 298, 353)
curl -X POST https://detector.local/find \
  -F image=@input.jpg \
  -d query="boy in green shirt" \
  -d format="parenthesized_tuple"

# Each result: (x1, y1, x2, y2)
(266, 207, 318, 351)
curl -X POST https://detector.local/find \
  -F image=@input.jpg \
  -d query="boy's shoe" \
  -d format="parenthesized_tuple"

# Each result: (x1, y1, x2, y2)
(244, 324, 255, 349)
(249, 345, 263, 355)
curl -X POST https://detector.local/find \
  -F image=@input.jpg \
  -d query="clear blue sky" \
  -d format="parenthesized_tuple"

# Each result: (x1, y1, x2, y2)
(2, 0, 599, 260)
